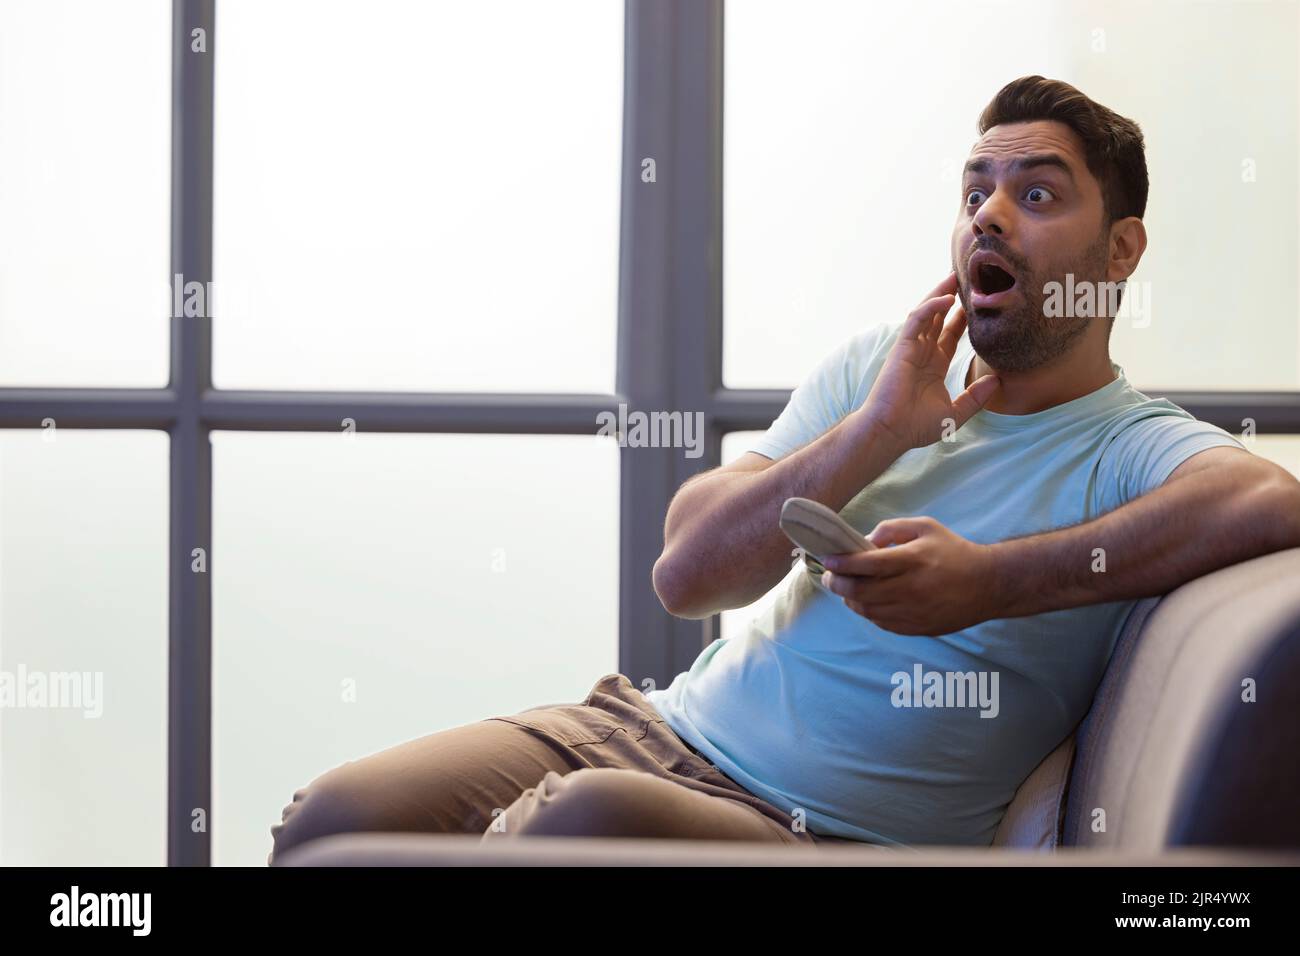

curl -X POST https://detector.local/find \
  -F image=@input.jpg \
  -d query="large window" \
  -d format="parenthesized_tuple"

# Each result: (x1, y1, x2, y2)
(0, 0, 629, 867)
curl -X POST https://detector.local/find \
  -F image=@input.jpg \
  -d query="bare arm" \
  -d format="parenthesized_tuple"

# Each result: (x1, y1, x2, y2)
(992, 446, 1300, 617)
(652, 274, 1000, 619)
(651, 410, 906, 618)
(819, 446, 1300, 635)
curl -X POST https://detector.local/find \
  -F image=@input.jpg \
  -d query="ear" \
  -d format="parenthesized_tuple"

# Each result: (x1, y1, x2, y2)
(1106, 216, 1147, 283)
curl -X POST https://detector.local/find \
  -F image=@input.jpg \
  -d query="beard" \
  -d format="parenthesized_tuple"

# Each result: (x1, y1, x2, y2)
(956, 230, 1109, 374)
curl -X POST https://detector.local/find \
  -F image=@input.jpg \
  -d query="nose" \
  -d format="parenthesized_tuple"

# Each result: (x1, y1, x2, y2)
(971, 190, 1010, 239)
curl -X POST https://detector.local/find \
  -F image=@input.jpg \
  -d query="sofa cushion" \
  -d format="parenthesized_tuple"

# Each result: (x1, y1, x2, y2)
(992, 733, 1075, 849)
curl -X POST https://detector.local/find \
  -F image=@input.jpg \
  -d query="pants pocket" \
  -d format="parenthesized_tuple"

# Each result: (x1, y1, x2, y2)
(487, 673, 661, 750)
(486, 706, 623, 748)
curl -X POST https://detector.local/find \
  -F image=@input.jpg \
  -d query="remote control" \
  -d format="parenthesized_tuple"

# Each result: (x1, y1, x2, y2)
(779, 497, 875, 563)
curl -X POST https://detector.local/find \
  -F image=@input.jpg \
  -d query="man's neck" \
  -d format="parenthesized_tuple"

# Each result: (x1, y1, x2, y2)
(964, 337, 1118, 415)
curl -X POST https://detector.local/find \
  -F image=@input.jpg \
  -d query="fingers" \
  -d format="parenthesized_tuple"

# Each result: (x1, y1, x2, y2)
(916, 272, 958, 309)
(901, 292, 956, 341)
(819, 518, 933, 574)
(867, 516, 933, 548)
(819, 547, 906, 577)
(822, 570, 906, 605)
(949, 372, 1001, 428)
(936, 303, 968, 357)
(901, 272, 959, 341)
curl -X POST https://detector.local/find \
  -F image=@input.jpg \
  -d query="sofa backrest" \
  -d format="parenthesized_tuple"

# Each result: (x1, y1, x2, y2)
(1061, 547, 1300, 849)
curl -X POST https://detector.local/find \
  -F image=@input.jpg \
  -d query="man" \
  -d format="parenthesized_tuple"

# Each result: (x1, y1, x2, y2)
(268, 77, 1300, 861)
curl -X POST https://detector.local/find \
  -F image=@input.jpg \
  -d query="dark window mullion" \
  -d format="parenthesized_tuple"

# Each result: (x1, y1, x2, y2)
(168, 0, 215, 868)
(616, 0, 724, 689)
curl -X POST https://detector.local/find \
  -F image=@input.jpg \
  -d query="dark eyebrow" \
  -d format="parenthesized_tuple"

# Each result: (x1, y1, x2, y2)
(964, 153, 1076, 183)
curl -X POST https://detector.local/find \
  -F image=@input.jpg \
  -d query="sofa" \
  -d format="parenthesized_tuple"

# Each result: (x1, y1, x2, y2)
(276, 548, 1300, 866)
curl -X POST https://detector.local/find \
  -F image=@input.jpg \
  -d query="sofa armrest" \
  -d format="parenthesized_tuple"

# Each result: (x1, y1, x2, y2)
(1063, 547, 1300, 849)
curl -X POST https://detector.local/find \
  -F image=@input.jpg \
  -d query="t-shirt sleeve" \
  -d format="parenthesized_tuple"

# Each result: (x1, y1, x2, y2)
(745, 325, 894, 461)
(1094, 403, 1249, 513)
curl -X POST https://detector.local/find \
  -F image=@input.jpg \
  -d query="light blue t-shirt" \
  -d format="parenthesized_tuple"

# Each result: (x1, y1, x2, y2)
(644, 322, 1248, 846)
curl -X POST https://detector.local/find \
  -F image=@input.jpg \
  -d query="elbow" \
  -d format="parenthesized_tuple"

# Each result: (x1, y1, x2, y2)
(1265, 474, 1300, 548)
(652, 548, 712, 620)
(1237, 468, 1300, 552)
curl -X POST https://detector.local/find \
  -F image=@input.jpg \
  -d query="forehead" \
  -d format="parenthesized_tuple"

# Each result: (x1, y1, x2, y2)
(966, 119, 1088, 173)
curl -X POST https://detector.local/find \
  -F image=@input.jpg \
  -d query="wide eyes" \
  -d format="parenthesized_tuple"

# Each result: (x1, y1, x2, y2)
(964, 185, 1057, 208)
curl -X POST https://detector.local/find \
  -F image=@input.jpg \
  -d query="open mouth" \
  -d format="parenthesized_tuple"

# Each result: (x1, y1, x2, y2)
(974, 262, 1016, 295)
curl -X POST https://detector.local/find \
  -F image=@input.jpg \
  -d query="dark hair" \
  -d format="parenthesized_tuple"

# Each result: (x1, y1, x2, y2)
(978, 76, 1148, 224)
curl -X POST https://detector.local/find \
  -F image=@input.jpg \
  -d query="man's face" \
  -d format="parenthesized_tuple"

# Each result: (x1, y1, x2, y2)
(951, 119, 1110, 373)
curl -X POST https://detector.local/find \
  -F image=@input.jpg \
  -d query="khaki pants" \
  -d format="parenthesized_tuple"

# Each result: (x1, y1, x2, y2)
(269, 672, 853, 863)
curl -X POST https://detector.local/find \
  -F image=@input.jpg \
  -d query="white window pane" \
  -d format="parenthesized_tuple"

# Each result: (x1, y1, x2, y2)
(724, 0, 1299, 391)
(0, 0, 170, 387)
(211, 432, 619, 865)
(0, 430, 168, 865)
(212, 0, 622, 393)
